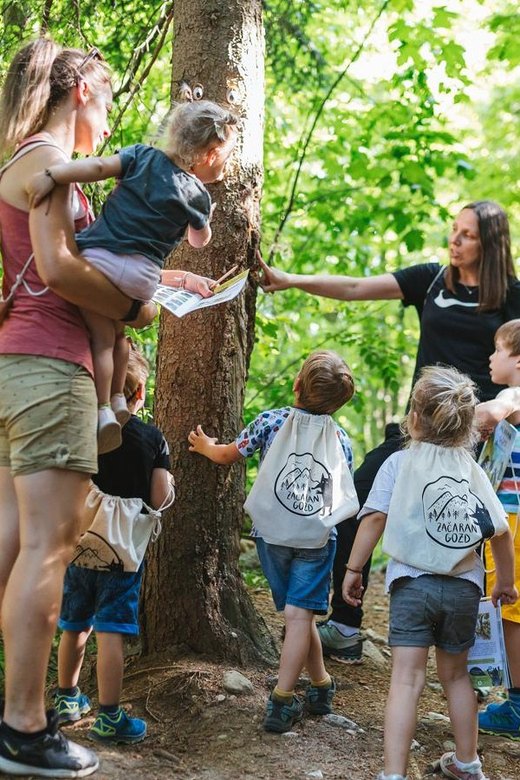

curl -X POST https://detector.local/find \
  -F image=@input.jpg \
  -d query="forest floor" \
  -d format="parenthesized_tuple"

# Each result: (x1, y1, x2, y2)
(41, 570, 519, 780)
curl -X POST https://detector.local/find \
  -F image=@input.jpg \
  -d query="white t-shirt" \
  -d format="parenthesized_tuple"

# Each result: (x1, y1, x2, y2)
(360, 449, 484, 593)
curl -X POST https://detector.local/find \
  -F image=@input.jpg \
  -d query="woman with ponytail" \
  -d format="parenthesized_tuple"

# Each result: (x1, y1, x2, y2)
(0, 39, 155, 777)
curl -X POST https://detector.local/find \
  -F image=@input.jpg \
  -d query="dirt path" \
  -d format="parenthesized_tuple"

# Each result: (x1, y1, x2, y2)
(49, 572, 520, 780)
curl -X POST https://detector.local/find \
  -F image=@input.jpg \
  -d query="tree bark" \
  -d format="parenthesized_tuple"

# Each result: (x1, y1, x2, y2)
(142, 0, 276, 665)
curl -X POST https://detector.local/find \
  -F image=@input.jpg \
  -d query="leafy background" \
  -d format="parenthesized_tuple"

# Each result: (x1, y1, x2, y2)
(1, 0, 520, 675)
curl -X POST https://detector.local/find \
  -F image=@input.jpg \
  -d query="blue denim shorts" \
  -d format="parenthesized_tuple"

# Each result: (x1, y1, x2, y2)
(58, 562, 144, 636)
(389, 575, 481, 653)
(256, 537, 336, 614)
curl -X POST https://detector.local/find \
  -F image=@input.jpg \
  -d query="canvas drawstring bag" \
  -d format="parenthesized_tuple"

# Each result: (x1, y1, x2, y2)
(382, 441, 509, 575)
(244, 409, 359, 548)
(72, 480, 175, 572)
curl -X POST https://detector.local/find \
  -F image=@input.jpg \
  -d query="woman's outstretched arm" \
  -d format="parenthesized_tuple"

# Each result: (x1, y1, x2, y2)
(257, 253, 403, 302)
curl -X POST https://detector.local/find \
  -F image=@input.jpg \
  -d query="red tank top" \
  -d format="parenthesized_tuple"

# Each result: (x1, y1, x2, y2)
(0, 137, 94, 375)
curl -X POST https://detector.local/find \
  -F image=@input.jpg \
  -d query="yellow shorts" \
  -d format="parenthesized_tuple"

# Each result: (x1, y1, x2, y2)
(0, 354, 97, 477)
(485, 511, 520, 624)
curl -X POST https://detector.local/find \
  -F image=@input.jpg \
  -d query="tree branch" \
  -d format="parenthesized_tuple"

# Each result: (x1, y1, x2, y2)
(100, 2, 174, 150)
(267, 0, 392, 263)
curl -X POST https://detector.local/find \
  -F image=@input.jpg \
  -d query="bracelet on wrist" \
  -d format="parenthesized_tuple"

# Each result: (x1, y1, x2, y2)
(44, 168, 58, 185)
(345, 565, 363, 574)
(178, 271, 191, 290)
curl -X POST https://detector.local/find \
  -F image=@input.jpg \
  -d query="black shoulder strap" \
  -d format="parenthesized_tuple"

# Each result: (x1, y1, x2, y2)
(424, 265, 446, 302)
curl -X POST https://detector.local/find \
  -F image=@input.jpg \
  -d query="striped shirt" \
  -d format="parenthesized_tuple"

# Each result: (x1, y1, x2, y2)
(496, 426, 520, 513)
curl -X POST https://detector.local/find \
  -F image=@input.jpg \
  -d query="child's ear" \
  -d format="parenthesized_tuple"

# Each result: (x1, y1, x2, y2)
(136, 382, 145, 400)
(293, 375, 301, 393)
(205, 147, 218, 166)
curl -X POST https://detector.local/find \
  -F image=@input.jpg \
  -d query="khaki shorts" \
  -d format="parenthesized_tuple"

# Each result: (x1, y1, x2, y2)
(0, 355, 97, 476)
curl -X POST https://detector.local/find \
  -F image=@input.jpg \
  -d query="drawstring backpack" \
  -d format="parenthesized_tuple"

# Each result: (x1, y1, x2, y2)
(244, 409, 359, 548)
(382, 441, 510, 575)
(72, 480, 176, 573)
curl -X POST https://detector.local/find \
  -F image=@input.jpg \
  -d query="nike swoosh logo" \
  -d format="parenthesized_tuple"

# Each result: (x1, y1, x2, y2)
(433, 290, 478, 309)
(3, 741, 19, 757)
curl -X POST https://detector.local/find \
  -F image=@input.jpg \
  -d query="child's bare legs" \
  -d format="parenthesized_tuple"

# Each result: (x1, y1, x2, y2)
(80, 309, 116, 406)
(81, 309, 122, 452)
(110, 326, 131, 426)
(111, 324, 129, 398)
(96, 632, 124, 706)
(277, 605, 316, 691)
(58, 628, 92, 689)
(436, 647, 478, 763)
(383, 646, 428, 776)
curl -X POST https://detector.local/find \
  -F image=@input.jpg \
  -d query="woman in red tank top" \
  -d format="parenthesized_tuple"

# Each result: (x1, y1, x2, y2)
(0, 39, 156, 777)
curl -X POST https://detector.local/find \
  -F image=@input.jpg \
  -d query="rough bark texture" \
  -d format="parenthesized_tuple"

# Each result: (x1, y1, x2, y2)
(142, 0, 276, 665)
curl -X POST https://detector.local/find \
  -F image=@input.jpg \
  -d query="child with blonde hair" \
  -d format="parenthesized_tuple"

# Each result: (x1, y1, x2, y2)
(28, 100, 238, 452)
(343, 366, 517, 780)
(189, 350, 356, 733)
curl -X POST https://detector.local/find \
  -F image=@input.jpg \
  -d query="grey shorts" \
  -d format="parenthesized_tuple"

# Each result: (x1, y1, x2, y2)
(83, 247, 160, 300)
(388, 574, 481, 654)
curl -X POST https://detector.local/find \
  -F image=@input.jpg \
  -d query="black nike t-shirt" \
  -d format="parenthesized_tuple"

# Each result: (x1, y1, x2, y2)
(93, 415, 170, 503)
(393, 263, 520, 402)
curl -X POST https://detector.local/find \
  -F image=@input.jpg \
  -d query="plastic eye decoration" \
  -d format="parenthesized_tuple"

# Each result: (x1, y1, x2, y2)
(192, 84, 204, 100)
(226, 87, 240, 104)
(178, 82, 193, 101)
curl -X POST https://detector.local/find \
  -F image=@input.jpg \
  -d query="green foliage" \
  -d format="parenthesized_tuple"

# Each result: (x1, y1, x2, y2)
(1, 0, 520, 487)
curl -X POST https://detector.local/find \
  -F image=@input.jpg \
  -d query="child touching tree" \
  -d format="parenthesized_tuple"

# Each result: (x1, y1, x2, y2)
(189, 350, 357, 732)
(28, 100, 238, 453)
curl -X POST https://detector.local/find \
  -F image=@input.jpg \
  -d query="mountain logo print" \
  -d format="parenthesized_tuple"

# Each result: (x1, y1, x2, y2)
(274, 451, 333, 517)
(422, 476, 495, 549)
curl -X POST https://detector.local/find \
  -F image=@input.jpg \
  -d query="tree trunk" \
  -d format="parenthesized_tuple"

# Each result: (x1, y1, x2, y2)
(142, 0, 276, 665)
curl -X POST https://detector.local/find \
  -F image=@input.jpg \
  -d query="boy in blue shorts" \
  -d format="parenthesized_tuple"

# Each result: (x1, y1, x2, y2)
(188, 350, 355, 732)
(54, 344, 172, 743)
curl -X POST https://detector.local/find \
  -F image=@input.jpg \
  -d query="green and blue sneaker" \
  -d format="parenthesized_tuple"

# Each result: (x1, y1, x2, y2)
(88, 708, 147, 744)
(305, 677, 336, 715)
(478, 697, 520, 740)
(317, 622, 363, 664)
(263, 694, 303, 733)
(54, 690, 92, 724)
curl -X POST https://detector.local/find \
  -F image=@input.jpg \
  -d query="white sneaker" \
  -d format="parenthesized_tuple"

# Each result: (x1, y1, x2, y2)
(98, 407, 121, 454)
(111, 393, 131, 426)
(440, 752, 488, 780)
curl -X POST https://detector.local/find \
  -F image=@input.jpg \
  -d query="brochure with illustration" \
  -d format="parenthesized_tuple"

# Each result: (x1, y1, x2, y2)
(478, 419, 518, 492)
(467, 598, 511, 693)
(153, 270, 249, 318)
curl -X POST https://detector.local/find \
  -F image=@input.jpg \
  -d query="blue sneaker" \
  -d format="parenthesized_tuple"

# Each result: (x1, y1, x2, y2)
(88, 708, 147, 744)
(305, 677, 336, 715)
(263, 695, 303, 733)
(54, 690, 92, 723)
(478, 697, 520, 740)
